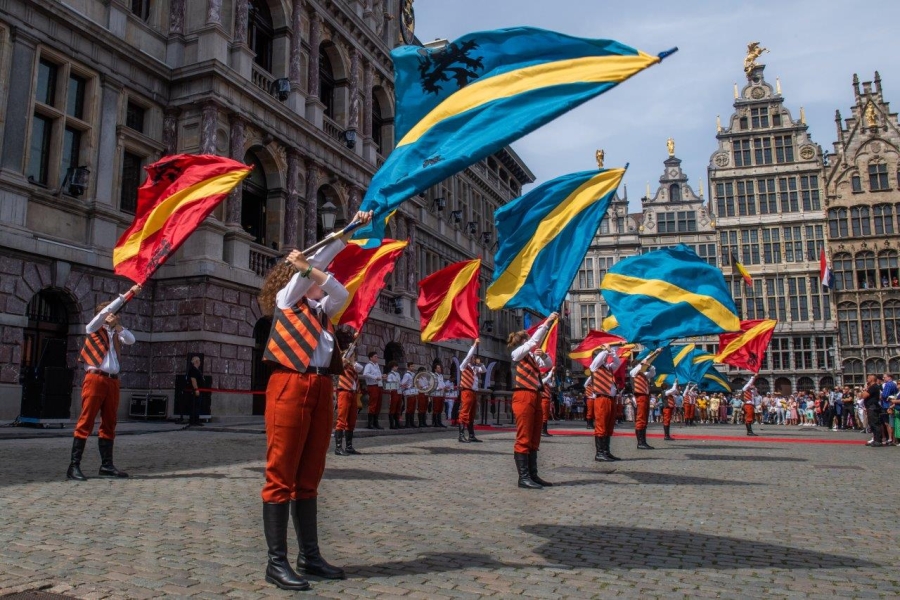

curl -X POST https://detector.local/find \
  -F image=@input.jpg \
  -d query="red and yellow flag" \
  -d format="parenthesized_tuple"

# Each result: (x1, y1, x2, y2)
(715, 319, 776, 373)
(527, 318, 559, 367)
(417, 259, 481, 343)
(327, 239, 408, 332)
(568, 329, 627, 368)
(113, 154, 251, 284)
(731, 252, 752, 287)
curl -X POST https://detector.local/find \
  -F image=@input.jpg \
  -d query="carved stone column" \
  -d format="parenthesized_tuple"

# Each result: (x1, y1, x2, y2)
(289, 0, 304, 87)
(226, 114, 246, 224)
(207, 0, 223, 26)
(407, 218, 417, 291)
(284, 150, 302, 248)
(200, 102, 219, 155)
(304, 161, 321, 247)
(169, 0, 186, 35)
(162, 108, 180, 156)
(349, 49, 361, 131)
(307, 12, 322, 98)
(233, 0, 249, 45)
(363, 63, 374, 139)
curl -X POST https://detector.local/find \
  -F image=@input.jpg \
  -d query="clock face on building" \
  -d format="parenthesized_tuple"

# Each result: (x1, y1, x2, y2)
(714, 153, 729, 167)
(750, 87, 765, 99)
(799, 145, 816, 160)
(400, 0, 415, 45)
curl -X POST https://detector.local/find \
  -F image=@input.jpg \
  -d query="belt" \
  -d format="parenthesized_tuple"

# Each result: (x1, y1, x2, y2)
(305, 366, 332, 376)
(87, 369, 118, 379)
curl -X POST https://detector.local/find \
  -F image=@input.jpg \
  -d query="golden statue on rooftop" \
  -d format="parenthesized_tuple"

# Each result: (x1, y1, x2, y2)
(595, 149, 605, 168)
(666, 137, 675, 157)
(744, 42, 768, 75)
(864, 103, 878, 128)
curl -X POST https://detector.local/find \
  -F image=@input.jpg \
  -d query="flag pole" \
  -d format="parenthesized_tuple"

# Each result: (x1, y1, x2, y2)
(299, 219, 363, 258)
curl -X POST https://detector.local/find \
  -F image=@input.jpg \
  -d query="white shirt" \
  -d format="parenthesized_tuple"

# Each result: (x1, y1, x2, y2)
(387, 370, 401, 388)
(363, 361, 383, 386)
(589, 350, 621, 395)
(742, 375, 756, 392)
(629, 363, 656, 378)
(542, 372, 554, 388)
(511, 322, 552, 365)
(85, 294, 136, 375)
(400, 371, 416, 396)
(276, 239, 349, 369)
(665, 383, 679, 397)
(459, 342, 486, 389)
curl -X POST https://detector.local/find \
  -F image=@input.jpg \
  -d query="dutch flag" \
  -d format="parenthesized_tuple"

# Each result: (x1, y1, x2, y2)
(820, 248, 833, 289)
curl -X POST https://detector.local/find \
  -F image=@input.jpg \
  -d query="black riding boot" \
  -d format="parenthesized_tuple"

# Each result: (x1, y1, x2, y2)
(594, 436, 613, 462)
(468, 422, 482, 442)
(528, 451, 553, 487)
(458, 423, 470, 443)
(388, 415, 396, 429)
(663, 425, 674, 440)
(366, 414, 374, 429)
(405, 414, 414, 428)
(585, 418, 592, 429)
(515, 452, 542, 489)
(373, 415, 383, 430)
(746, 423, 757, 436)
(418, 413, 427, 428)
(541, 422, 552, 437)
(637, 429, 654, 450)
(344, 431, 361, 455)
(334, 430, 344, 454)
(605, 436, 621, 461)
(66, 437, 88, 481)
(97, 438, 128, 478)
(263, 503, 310, 591)
(438, 414, 448, 428)
(292, 499, 345, 580)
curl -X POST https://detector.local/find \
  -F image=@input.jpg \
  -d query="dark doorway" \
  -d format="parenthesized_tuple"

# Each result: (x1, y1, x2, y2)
(242, 152, 267, 245)
(384, 341, 404, 367)
(20, 289, 75, 422)
(252, 317, 273, 415)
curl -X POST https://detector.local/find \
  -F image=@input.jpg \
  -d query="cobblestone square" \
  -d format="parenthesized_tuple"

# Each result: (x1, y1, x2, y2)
(0, 423, 897, 599)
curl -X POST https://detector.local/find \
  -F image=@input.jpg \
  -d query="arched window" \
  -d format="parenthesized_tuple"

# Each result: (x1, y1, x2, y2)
(819, 376, 835, 390)
(372, 92, 385, 155)
(860, 301, 882, 345)
(874, 204, 895, 235)
(669, 183, 681, 202)
(851, 174, 862, 193)
(774, 377, 792, 396)
(889, 356, 900, 376)
(843, 358, 863, 388)
(797, 377, 815, 392)
(866, 357, 886, 377)
(851, 206, 872, 237)
(755, 377, 770, 394)
(828, 208, 848, 238)
(248, 0, 274, 72)
(878, 250, 899, 288)
(833, 253, 853, 290)
(242, 151, 267, 245)
(855, 251, 876, 289)
(886, 301, 900, 345)
(837, 302, 858, 346)
(319, 43, 336, 119)
(130, 0, 151, 21)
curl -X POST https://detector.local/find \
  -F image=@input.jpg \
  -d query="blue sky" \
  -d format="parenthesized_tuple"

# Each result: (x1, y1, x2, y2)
(414, 0, 900, 210)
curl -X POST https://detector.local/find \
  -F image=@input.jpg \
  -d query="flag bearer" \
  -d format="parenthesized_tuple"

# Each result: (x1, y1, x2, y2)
(458, 339, 485, 442)
(591, 346, 621, 462)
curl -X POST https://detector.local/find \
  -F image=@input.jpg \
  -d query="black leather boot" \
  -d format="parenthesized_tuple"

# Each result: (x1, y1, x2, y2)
(637, 429, 654, 449)
(388, 415, 396, 429)
(66, 437, 88, 481)
(344, 431, 360, 455)
(458, 423, 470, 443)
(468, 422, 482, 443)
(373, 415, 383, 430)
(541, 422, 552, 437)
(264, 502, 310, 591)
(97, 438, 128, 478)
(605, 436, 621, 461)
(292, 499, 345, 579)
(334, 430, 348, 456)
(594, 436, 613, 462)
(663, 425, 674, 440)
(418, 413, 427, 428)
(515, 452, 542, 489)
(746, 423, 757, 436)
(437, 414, 447, 428)
(585, 418, 592, 429)
(366, 414, 374, 429)
(528, 451, 553, 487)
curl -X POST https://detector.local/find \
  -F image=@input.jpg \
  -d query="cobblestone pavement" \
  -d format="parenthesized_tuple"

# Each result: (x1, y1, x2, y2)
(0, 422, 897, 599)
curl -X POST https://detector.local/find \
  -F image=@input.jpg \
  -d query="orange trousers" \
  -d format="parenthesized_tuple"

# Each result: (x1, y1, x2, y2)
(743, 403, 755, 424)
(635, 394, 649, 430)
(685, 403, 695, 421)
(541, 399, 551, 424)
(404, 393, 417, 415)
(512, 389, 542, 454)
(459, 389, 477, 426)
(414, 393, 428, 414)
(389, 391, 402, 416)
(334, 389, 358, 432)
(586, 397, 594, 420)
(593, 395, 616, 437)
(367, 385, 383, 415)
(431, 395, 444, 416)
(662, 405, 674, 426)
(262, 370, 333, 503)
(74, 373, 120, 440)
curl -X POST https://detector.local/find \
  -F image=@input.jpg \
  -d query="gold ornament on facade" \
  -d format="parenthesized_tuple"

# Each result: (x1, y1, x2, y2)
(595, 149, 604, 168)
(864, 102, 878, 128)
(667, 137, 675, 157)
(744, 42, 768, 75)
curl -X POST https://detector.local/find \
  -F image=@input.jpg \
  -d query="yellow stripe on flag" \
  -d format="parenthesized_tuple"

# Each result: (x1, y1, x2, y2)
(601, 273, 741, 333)
(602, 315, 619, 331)
(673, 344, 695, 365)
(421, 259, 481, 342)
(715, 319, 777, 362)
(399, 53, 659, 147)
(704, 372, 730, 389)
(113, 169, 250, 265)
(486, 169, 623, 309)
(331, 240, 408, 323)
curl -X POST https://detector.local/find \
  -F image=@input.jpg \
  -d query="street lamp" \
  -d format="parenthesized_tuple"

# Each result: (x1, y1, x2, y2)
(319, 200, 337, 233)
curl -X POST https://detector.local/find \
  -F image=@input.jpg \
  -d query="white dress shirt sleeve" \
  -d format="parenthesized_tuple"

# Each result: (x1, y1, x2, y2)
(510, 323, 548, 362)
(86, 294, 126, 333)
(589, 350, 609, 372)
(459, 342, 478, 371)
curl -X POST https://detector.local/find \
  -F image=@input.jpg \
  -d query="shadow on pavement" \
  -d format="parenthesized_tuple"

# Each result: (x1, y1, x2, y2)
(521, 524, 881, 569)
(623, 472, 755, 486)
(244, 466, 427, 481)
(412, 446, 508, 456)
(671, 444, 777, 450)
(342, 552, 523, 578)
(132, 472, 258, 480)
(683, 454, 805, 462)
(551, 478, 621, 487)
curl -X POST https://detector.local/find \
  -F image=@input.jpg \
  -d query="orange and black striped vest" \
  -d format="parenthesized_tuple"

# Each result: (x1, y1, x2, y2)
(541, 385, 552, 402)
(79, 329, 110, 367)
(633, 373, 650, 396)
(592, 366, 615, 397)
(263, 301, 342, 373)
(460, 366, 476, 390)
(584, 380, 593, 398)
(743, 389, 753, 403)
(337, 362, 358, 391)
(513, 354, 542, 391)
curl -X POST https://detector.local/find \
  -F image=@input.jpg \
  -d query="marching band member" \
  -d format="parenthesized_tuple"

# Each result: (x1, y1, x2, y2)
(508, 313, 558, 489)
(663, 379, 679, 440)
(414, 366, 429, 427)
(67, 284, 142, 481)
(541, 368, 555, 438)
(430, 362, 449, 428)
(743, 375, 758, 436)
(458, 339, 485, 443)
(363, 351, 385, 430)
(334, 336, 363, 456)
(585, 375, 595, 429)
(591, 346, 621, 462)
(401, 364, 417, 428)
(386, 361, 403, 429)
(257, 209, 372, 591)
(630, 358, 656, 450)
(684, 384, 697, 426)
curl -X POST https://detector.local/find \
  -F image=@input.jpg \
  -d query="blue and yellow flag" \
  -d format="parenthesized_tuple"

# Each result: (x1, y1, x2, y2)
(353, 27, 671, 242)
(654, 345, 716, 387)
(600, 245, 740, 343)
(699, 365, 732, 393)
(486, 168, 624, 314)
(636, 344, 676, 375)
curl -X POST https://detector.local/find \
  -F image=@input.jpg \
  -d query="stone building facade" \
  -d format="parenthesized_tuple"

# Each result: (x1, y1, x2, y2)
(824, 73, 900, 388)
(0, 0, 531, 421)
(708, 62, 837, 395)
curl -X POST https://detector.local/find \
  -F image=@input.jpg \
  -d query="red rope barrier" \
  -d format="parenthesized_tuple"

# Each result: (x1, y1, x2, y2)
(196, 388, 266, 395)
